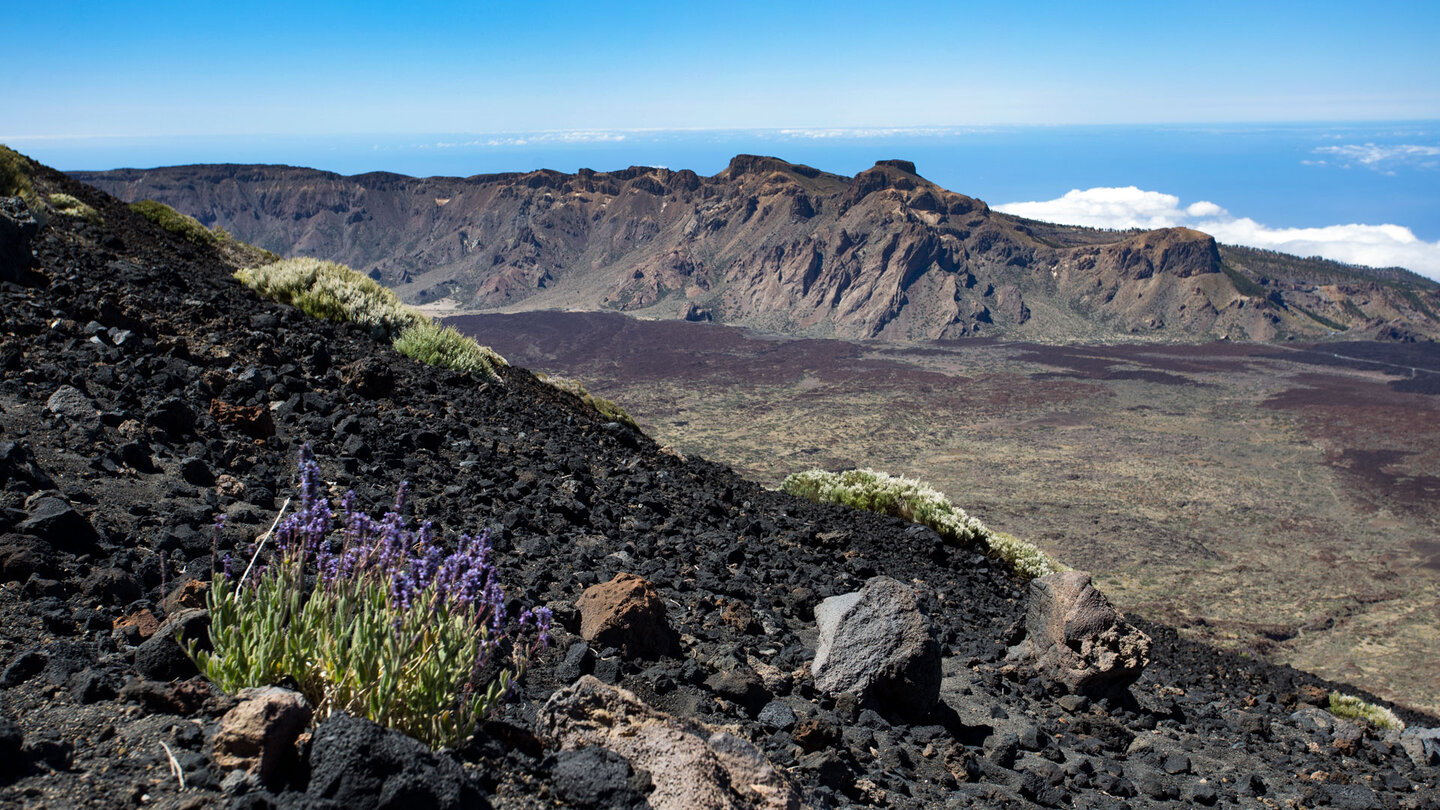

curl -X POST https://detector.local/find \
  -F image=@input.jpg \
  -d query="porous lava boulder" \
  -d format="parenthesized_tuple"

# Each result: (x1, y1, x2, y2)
(1007, 570, 1151, 696)
(212, 687, 312, 785)
(537, 676, 802, 810)
(811, 575, 941, 719)
(304, 712, 483, 808)
(576, 572, 676, 658)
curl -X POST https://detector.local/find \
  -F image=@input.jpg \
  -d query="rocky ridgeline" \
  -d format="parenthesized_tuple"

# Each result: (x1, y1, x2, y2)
(2, 156, 1439, 808)
(74, 158, 1440, 344)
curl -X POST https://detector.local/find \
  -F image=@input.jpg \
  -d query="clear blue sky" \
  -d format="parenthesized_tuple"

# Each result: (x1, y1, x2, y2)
(5, 0, 1438, 137)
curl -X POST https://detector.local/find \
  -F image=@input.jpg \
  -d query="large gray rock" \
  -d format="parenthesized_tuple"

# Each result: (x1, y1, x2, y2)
(811, 575, 941, 719)
(537, 675, 803, 810)
(0, 196, 38, 282)
(1400, 726, 1440, 767)
(1007, 571, 1151, 696)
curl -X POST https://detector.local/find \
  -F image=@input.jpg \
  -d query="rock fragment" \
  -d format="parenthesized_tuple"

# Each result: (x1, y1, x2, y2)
(1006, 571, 1150, 696)
(212, 687, 311, 785)
(576, 572, 676, 658)
(537, 675, 803, 810)
(811, 575, 940, 718)
(305, 712, 483, 807)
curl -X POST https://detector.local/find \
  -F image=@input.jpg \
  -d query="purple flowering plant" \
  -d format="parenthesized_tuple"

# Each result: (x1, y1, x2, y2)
(189, 445, 551, 748)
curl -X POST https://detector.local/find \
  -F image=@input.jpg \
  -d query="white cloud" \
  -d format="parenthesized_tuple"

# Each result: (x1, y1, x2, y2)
(995, 186, 1440, 281)
(1310, 143, 1440, 171)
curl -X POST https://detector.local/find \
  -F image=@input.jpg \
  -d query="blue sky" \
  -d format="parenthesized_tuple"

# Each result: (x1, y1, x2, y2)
(5, 1, 1438, 137)
(7, 2, 1440, 278)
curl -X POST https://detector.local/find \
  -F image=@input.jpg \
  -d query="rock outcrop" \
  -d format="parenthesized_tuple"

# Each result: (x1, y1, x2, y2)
(811, 576, 941, 718)
(537, 676, 803, 810)
(1007, 571, 1151, 696)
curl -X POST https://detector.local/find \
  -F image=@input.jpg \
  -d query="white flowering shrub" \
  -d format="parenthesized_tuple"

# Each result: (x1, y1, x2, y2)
(1328, 692, 1405, 731)
(236, 257, 419, 337)
(236, 257, 505, 379)
(781, 468, 1063, 579)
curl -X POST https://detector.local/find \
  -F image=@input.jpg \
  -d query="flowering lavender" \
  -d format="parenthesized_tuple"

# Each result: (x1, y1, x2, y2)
(188, 444, 552, 748)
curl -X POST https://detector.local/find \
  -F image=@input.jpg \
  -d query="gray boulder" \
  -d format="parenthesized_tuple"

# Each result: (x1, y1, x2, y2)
(1007, 571, 1151, 696)
(811, 575, 941, 718)
(1400, 726, 1440, 767)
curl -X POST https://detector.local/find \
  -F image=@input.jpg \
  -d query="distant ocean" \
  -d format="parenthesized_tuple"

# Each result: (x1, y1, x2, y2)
(13, 122, 1440, 275)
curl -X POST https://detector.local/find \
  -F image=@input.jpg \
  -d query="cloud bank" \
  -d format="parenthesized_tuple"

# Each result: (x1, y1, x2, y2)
(1309, 143, 1440, 172)
(995, 187, 1440, 281)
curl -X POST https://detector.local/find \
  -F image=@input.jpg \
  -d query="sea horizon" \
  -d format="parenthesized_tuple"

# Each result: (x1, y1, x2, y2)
(11, 120, 1440, 277)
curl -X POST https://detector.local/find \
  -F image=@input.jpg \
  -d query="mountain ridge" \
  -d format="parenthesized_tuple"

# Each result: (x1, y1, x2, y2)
(73, 156, 1440, 344)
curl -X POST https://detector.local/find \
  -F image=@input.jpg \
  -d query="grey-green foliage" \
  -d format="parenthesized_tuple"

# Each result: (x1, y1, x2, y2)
(1328, 692, 1405, 731)
(48, 193, 101, 224)
(235, 257, 506, 379)
(781, 468, 1064, 579)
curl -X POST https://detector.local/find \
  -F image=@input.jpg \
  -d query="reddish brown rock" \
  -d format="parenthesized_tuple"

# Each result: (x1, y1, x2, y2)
(209, 399, 275, 439)
(576, 573, 676, 658)
(114, 608, 161, 641)
(162, 578, 210, 613)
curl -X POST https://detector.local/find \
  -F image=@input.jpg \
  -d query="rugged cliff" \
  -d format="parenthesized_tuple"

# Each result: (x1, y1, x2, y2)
(75, 157, 1440, 342)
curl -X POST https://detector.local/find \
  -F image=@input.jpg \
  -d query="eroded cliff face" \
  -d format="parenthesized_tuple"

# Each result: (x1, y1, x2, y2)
(75, 157, 1440, 342)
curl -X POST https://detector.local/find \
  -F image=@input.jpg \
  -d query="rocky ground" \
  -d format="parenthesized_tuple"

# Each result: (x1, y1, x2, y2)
(2, 159, 1438, 808)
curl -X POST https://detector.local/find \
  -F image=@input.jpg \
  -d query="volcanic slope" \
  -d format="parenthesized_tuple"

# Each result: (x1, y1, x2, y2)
(2, 153, 1437, 808)
(75, 156, 1440, 343)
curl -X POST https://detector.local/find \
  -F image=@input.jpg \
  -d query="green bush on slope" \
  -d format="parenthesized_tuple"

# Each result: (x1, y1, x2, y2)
(0, 145, 43, 214)
(48, 193, 101, 224)
(1328, 692, 1405, 731)
(536, 373, 639, 431)
(781, 468, 1063, 579)
(130, 199, 219, 246)
(235, 257, 506, 379)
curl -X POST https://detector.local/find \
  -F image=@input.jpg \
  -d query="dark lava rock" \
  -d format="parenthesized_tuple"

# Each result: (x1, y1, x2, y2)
(305, 712, 483, 809)
(17, 496, 98, 552)
(178, 456, 214, 487)
(135, 610, 208, 680)
(549, 746, 652, 809)
(0, 534, 56, 582)
(0, 196, 39, 282)
(81, 566, 142, 604)
(0, 651, 46, 688)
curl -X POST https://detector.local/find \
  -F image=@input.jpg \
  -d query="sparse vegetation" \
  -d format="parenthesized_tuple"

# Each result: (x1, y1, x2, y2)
(236, 257, 506, 378)
(191, 447, 551, 748)
(394, 319, 506, 378)
(781, 468, 1063, 579)
(1220, 261, 1269, 299)
(48, 193, 101, 224)
(1294, 304, 1348, 331)
(1328, 692, 1405, 731)
(537, 373, 639, 430)
(0, 145, 43, 213)
(130, 199, 219, 246)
